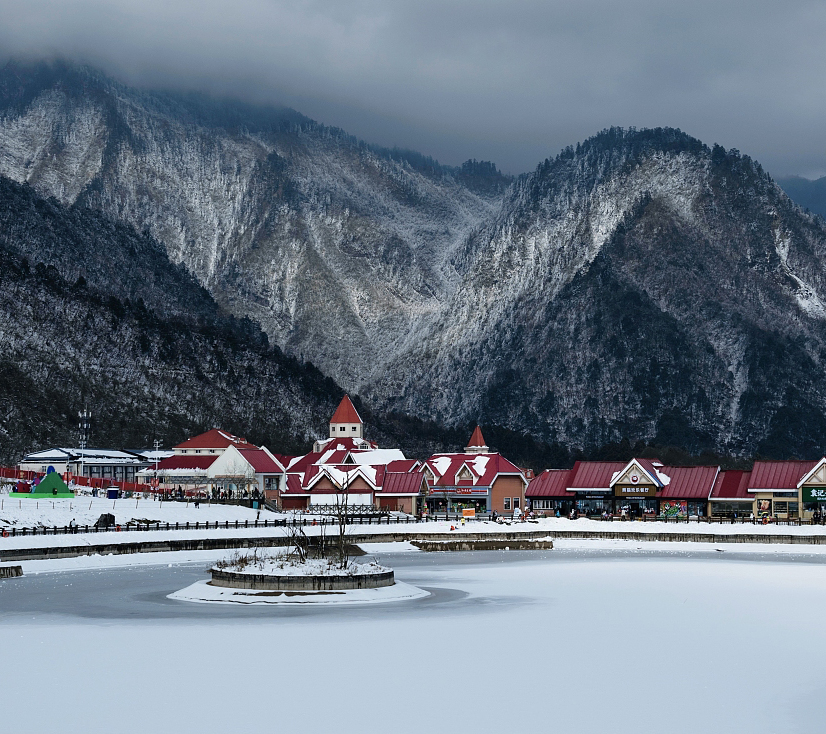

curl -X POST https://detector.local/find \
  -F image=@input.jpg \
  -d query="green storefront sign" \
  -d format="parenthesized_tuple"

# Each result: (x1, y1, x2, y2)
(803, 486, 826, 503)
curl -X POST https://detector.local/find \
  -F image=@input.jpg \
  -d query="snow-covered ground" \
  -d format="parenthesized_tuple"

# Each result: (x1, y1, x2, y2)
(3, 500, 824, 538)
(1, 549, 825, 733)
(0, 496, 266, 527)
(170, 578, 428, 605)
(3, 514, 826, 557)
(214, 554, 390, 577)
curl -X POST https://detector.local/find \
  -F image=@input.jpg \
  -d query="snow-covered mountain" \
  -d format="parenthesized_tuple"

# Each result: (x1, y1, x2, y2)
(372, 129, 826, 457)
(3, 61, 826, 458)
(0, 60, 507, 392)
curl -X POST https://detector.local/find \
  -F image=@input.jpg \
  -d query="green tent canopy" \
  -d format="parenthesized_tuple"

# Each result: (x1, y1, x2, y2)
(11, 471, 74, 498)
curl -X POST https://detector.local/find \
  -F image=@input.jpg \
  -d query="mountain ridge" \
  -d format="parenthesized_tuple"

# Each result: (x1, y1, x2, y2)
(3, 61, 826, 459)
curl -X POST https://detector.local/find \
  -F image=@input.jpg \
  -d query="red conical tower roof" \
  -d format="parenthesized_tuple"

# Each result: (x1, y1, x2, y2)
(330, 395, 362, 424)
(467, 425, 486, 448)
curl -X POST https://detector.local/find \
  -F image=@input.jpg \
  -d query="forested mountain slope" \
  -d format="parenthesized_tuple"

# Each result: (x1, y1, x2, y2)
(3, 62, 826, 458)
(369, 130, 826, 458)
(0, 175, 344, 462)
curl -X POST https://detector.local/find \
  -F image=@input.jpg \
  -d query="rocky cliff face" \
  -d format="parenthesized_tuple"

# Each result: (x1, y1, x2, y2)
(3, 62, 826, 458)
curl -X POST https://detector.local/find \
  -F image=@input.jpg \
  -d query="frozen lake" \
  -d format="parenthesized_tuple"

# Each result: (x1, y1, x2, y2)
(1, 547, 825, 733)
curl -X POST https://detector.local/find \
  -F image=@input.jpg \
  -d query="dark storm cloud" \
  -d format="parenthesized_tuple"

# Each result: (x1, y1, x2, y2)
(1, 0, 824, 176)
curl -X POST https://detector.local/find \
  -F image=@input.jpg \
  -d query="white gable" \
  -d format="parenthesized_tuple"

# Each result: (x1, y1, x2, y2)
(799, 458, 826, 487)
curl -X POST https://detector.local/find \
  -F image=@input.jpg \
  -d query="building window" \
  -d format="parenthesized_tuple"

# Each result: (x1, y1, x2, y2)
(210, 450, 215, 454)
(195, 450, 201, 454)
(504, 498, 511, 510)
(340, 426, 345, 432)
(352, 426, 357, 431)
(181, 450, 187, 454)
(513, 497, 520, 509)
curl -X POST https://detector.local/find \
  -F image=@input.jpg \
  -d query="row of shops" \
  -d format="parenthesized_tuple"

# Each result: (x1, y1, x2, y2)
(527, 458, 826, 520)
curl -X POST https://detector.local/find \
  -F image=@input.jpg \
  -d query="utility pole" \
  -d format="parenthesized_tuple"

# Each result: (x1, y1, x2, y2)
(78, 407, 92, 483)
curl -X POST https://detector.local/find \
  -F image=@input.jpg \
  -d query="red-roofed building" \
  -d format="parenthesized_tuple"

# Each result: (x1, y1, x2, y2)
(279, 397, 427, 512)
(531, 459, 718, 517)
(137, 454, 218, 490)
(744, 459, 826, 520)
(526, 469, 576, 513)
(708, 470, 753, 517)
(280, 463, 427, 513)
(423, 429, 528, 515)
(207, 445, 285, 504)
(173, 429, 258, 456)
(328, 395, 363, 440)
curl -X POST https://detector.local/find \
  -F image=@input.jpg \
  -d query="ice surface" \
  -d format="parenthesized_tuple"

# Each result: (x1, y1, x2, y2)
(1, 550, 826, 733)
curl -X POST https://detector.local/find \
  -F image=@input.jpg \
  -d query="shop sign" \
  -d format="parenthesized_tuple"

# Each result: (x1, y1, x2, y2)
(803, 486, 826, 503)
(615, 485, 656, 497)
(462, 508, 476, 518)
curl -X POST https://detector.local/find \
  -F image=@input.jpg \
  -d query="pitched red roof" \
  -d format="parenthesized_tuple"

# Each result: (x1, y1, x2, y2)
(635, 458, 664, 483)
(526, 469, 575, 498)
(426, 453, 525, 488)
(567, 461, 627, 490)
(379, 472, 427, 495)
(284, 474, 305, 495)
(658, 466, 718, 499)
(330, 395, 362, 424)
(155, 455, 217, 470)
(174, 429, 257, 451)
(467, 426, 486, 448)
(386, 459, 420, 473)
(749, 460, 816, 491)
(710, 470, 752, 500)
(238, 449, 283, 474)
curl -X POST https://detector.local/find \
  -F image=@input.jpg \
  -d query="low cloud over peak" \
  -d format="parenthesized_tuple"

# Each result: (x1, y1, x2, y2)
(1, 0, 824, 176)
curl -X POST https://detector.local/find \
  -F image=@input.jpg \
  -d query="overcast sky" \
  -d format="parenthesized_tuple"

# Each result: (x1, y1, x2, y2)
(1, 0, 825, 177)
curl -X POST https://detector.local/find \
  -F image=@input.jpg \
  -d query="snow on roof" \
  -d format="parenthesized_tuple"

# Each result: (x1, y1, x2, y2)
(21, 448, 72, 460)
(349, 449, 406, 465)
(150, 455, 219, 471)
(425, 453, 525, 487)
(470, 455, 490, 476)
(431, 456, 453, 476)
(133, 450, 175, 462)
(23, 448, 142, 462)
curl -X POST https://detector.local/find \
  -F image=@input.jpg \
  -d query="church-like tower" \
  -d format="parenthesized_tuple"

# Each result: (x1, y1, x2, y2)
(329, 395, 363, 438)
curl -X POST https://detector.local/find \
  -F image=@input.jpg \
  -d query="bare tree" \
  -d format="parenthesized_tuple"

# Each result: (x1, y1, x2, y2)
(286, 522, 309, 564)
(334, 472, 351, 569)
